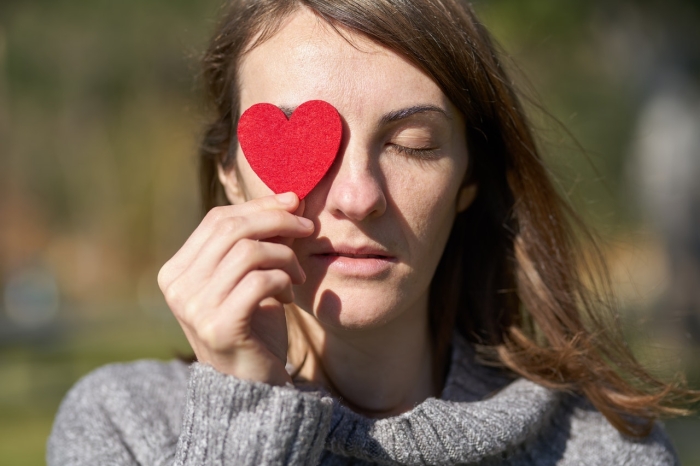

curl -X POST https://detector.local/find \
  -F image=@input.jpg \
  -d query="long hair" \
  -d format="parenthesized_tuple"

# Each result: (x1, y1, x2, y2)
(197, 0, 698, 437)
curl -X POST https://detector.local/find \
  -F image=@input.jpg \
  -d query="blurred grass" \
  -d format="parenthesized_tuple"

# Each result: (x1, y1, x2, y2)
(1, 0, 700, 465)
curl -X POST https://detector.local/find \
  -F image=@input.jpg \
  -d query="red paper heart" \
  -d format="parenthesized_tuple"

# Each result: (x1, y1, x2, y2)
(237, 100, 343, 199)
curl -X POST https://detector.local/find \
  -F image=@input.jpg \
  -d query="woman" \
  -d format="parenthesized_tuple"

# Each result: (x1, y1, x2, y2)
(47, 0, 697, 464)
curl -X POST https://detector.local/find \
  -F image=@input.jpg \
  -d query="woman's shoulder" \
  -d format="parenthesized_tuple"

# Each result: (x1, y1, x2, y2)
(444, 333, 680, 465)
(59, 358, 190, 410)
(47, 359, 191, 465)
(55, 358, 191, 424)
(550, 394, 680, 466)
(460, 374, 681, 465)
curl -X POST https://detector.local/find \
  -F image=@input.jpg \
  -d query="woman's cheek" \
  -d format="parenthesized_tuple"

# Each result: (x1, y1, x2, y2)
(390, 164, 460, 239)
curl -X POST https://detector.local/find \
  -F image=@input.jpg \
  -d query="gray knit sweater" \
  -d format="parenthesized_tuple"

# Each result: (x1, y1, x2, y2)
(47, 332, 679, 465)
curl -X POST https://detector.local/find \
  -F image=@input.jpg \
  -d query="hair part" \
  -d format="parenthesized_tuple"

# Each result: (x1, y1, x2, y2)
(198, 0, 699, 437)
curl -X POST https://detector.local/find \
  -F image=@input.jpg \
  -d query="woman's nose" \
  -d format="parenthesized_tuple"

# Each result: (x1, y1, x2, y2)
(325, 145, 387, 221)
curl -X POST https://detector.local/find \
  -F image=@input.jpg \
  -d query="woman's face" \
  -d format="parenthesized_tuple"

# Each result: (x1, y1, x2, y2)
(224, 8, 470, 331)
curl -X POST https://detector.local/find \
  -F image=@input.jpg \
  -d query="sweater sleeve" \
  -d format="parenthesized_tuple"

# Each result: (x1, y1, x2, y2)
(175, 363, 334, 466)
(47, 361, 334, 466)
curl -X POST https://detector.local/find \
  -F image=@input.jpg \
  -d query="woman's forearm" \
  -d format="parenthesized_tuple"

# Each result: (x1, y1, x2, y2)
(175, 363, 333, 466)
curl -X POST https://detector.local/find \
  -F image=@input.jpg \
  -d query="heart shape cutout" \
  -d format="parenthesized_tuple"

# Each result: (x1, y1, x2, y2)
(237, 100, 343, 199)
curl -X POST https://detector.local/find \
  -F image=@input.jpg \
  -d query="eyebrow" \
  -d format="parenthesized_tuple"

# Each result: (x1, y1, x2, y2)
(379, 105, 451, 125)
(277, 104, 451, 124)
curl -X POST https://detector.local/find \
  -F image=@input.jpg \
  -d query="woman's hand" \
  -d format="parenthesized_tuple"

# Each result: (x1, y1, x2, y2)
(157, 192, 313, 386)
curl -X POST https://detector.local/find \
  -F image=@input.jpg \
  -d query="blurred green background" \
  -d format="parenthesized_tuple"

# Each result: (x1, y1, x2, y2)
(1, 0, 699, 464)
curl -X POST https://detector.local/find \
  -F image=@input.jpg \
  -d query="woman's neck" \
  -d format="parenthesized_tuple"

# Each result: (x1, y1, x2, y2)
(288, 298, 437, 418)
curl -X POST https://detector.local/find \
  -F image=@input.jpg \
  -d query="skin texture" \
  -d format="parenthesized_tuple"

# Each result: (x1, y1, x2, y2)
(160, 7, 476, 417)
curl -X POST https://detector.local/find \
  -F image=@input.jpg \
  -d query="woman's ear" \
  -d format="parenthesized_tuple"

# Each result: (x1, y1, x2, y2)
(217, 163, 246, 205)
(456, 183, 478, 213)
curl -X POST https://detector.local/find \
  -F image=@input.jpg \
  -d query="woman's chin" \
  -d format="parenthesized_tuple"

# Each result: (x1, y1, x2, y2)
(293, 287, 406, 331)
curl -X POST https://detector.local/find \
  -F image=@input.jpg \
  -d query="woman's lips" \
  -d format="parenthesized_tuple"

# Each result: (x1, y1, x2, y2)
(309, 251, 397, 277)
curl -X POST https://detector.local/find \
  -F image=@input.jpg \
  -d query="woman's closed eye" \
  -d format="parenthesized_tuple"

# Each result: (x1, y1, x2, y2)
(388, 143, 440, 160)
(382, 119, 450, 161)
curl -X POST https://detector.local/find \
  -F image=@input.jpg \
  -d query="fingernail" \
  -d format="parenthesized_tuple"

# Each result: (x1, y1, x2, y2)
(297, 216, 314, 229)
(277, 192, 296, 206)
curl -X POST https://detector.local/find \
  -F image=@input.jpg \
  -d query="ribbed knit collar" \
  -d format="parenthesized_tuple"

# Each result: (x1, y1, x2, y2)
(323, 332, 562, 465)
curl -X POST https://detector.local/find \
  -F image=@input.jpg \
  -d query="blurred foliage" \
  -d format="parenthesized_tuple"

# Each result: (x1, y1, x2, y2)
(1, 0, 699, 464)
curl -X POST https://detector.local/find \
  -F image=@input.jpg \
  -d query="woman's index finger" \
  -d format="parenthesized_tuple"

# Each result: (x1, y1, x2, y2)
(206, 193, 300, 222)
(161, 193, 301, 285)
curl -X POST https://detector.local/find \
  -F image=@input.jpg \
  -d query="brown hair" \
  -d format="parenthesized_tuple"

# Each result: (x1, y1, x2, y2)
(197, 0, 698, 436)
